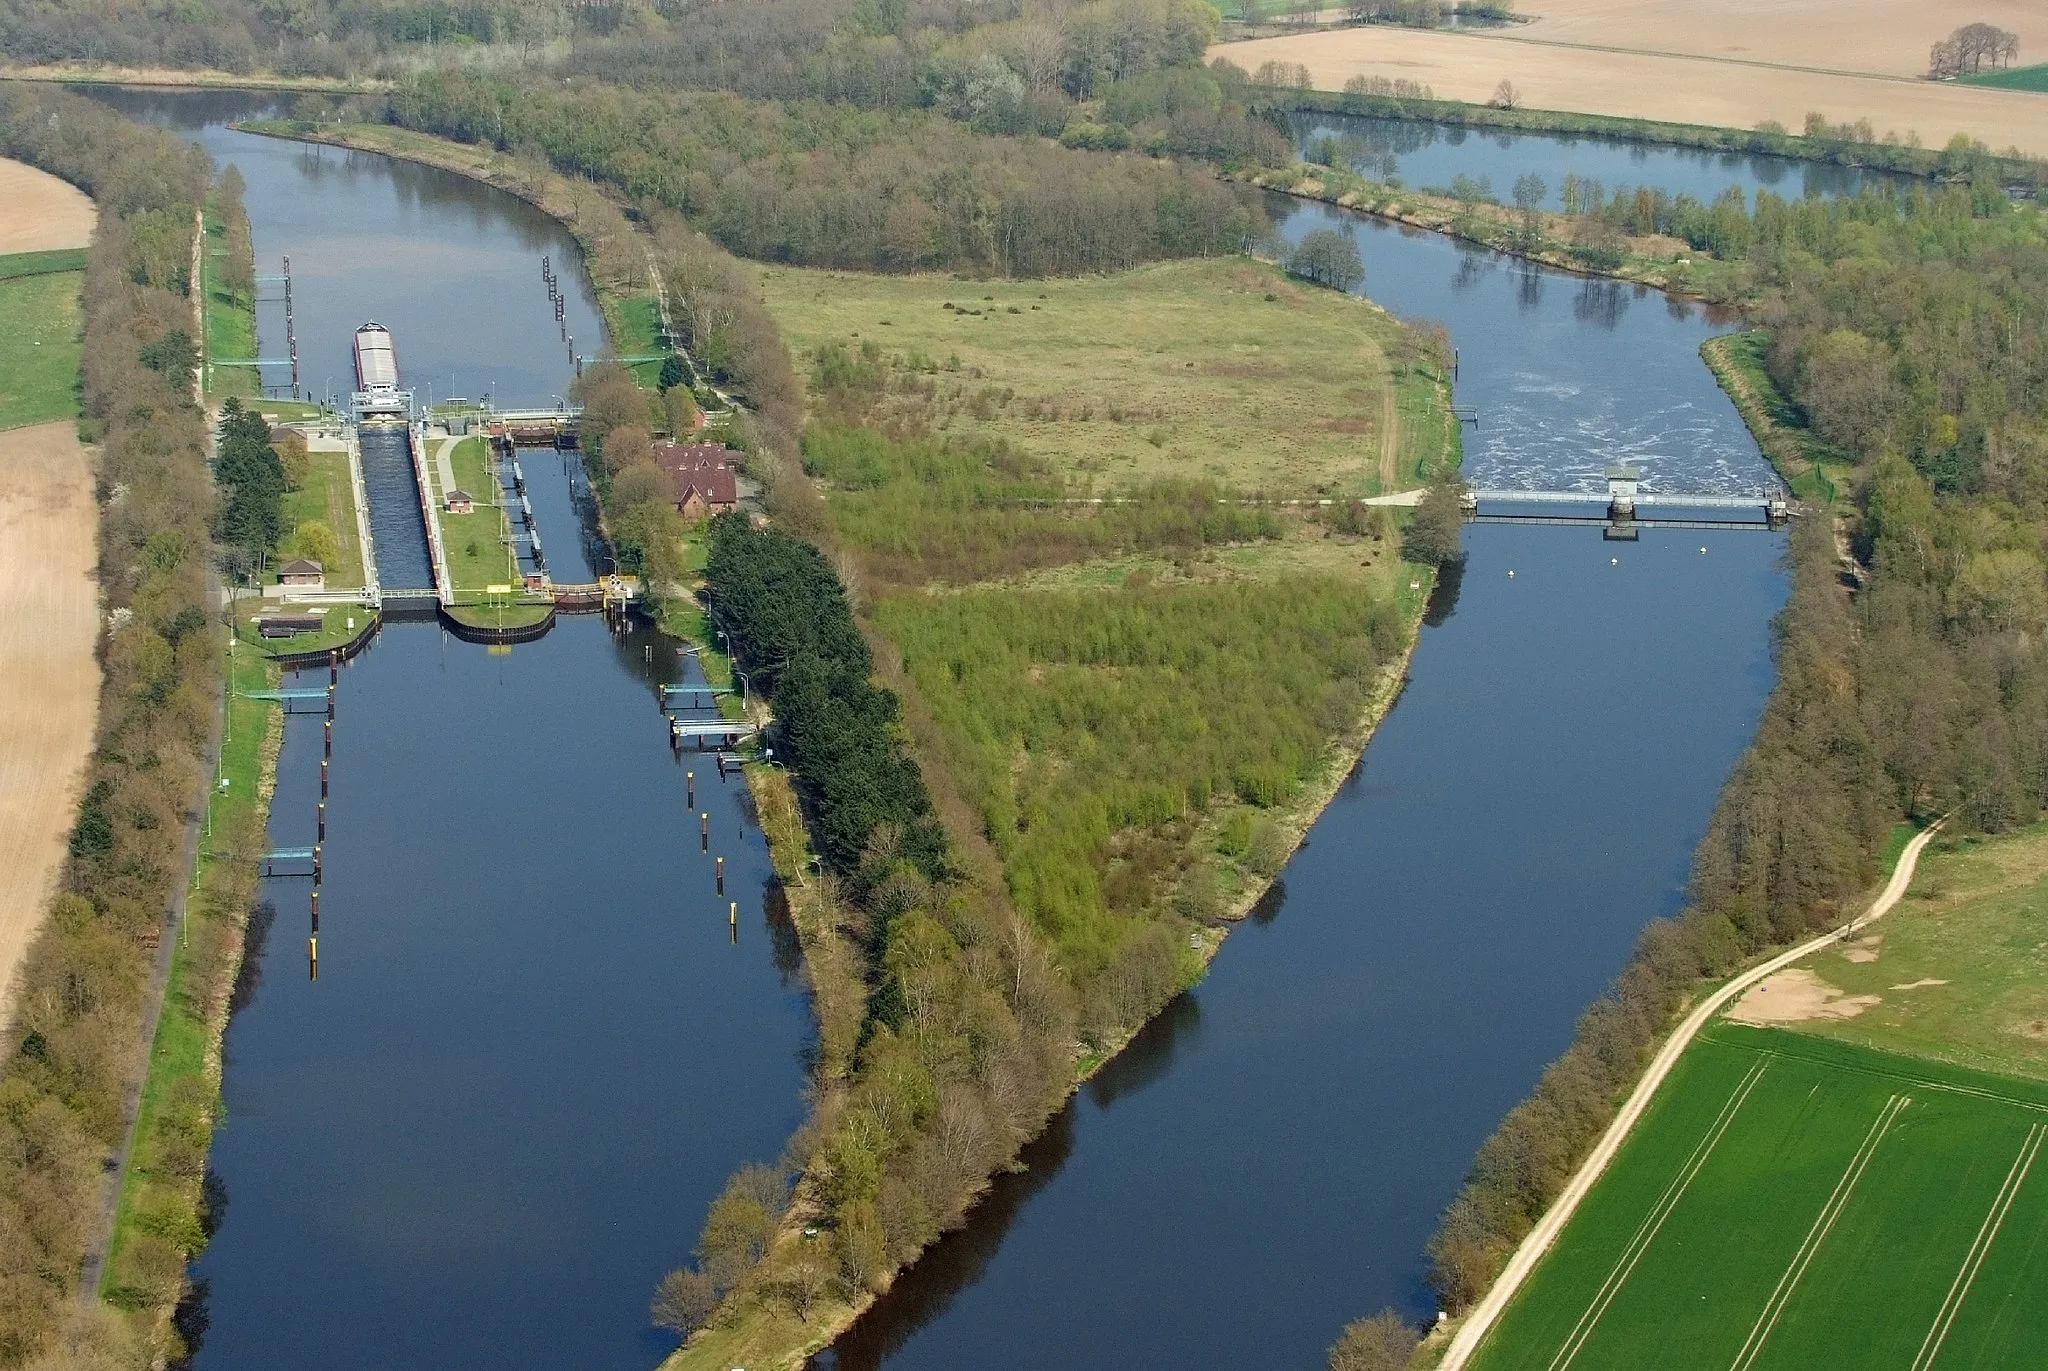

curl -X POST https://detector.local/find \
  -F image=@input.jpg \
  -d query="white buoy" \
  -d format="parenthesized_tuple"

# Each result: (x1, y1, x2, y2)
(1507, 570, 1515, 577)
(1700, 546, 1708, 554)
(1611, 557, 1619, 565)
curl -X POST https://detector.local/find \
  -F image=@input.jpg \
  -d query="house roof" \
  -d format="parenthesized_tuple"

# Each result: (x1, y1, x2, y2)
(279, 559, 324, 576)
(679, 465, 738, 506)
(447, 489, 473, 503)
(654, 442, 738, 507)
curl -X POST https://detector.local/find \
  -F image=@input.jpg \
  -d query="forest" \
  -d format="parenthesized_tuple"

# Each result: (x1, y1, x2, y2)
(0, 86, 238, 1370)
(386, 70, 1267, 277)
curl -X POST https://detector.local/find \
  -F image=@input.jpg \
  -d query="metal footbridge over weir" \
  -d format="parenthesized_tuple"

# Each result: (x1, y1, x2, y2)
(1463, 465, 1790, 539)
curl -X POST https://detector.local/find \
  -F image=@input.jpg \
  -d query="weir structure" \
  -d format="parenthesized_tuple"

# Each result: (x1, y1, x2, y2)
(1462, 465, 1790, 540)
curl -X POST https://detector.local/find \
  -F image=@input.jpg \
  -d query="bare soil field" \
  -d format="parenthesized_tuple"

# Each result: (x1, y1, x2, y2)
(1516, 0, 2048, 80)
(1216, 21, 2048, 157)
(0, 157, 94, 255)
(0, 422, 99, 1031)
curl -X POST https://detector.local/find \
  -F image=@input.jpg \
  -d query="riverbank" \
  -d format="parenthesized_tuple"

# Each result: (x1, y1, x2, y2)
(98, 646, 284, 1358)
(1245, 161, 1748, 304)
(1699, 332, 1855, 509)
(2, 63, 385, 95)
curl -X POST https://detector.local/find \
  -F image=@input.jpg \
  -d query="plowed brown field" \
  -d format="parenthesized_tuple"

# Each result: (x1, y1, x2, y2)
(0, 421, 100, 1029)
(1216, 1, 2048, 158)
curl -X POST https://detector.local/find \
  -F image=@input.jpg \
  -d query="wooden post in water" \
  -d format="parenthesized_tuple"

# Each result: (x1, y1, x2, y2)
(317, 800, 326, 842)
(324, 717, 332, 759)
(716, 856, 724, 894)
(320, 757, 329, 798)
(687, 771, 694, 807)
(313, 844, 322, 881)
(700, 812, 709, 851)
(730, 901, 737, 940)
(308, 936, 317, 981)
(310, 888, 320, 934)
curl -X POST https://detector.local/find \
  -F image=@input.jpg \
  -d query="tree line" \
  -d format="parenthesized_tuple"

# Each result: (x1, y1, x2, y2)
(385, 71, 1265, 277)
(1930, 22, 2019, 79)
(0, 86, 245, 1370)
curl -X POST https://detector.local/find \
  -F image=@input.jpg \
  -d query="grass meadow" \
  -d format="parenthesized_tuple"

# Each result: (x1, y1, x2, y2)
(1472, 1026, 2048, 1371)
(0, 265, 82, 429)
(758, 256, 1452, 497)
(1774, 822, 2048, 1085)
(276, 447, 366, 589)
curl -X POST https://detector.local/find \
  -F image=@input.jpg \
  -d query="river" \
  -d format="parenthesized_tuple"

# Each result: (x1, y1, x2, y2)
(87, 90, 1808, 1370)
(84, 88, 814, 1371)
(810, 165, 1797, 1368)
(1289, 108, 1905, 210)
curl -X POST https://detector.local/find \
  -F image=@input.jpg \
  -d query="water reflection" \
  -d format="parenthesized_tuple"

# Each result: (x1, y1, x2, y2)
(1293, 109, 1905, 209)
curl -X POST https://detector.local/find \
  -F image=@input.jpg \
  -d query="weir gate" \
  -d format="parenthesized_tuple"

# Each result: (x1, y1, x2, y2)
(1463, 465, 1790, 540)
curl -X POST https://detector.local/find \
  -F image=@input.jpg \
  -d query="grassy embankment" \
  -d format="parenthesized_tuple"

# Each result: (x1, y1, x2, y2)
(200, 193, 256, 402)
(669, 257, 1454, 1371)
(0, 250, 83, 428)
(1468, 823, 2048, 1370)
(100, 646, 283, 1327)
(1700, 331, 1856, 508)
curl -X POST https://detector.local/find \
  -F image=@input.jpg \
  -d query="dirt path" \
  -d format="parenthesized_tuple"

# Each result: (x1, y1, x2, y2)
(1212, 27, 2048, 157)
(1439, 818, 1946, 1371)
(0, 158, 94, 255)
(0, 421, 100, 1032)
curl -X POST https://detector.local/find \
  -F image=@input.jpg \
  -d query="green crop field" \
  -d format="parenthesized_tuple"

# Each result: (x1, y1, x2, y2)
(1472, 1025, 2048, 1371)
(0, 266, 83, 429)
(1960, 64, 2048, 93)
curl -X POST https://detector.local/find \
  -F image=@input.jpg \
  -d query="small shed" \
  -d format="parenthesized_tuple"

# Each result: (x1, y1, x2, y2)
(278, 559, 325, 589)
(446, 489, 475, 515)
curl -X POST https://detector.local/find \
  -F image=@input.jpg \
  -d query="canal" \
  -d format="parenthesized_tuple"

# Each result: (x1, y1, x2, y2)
(86, 89, 815, 1371)
(91, 89, 1827, 1370)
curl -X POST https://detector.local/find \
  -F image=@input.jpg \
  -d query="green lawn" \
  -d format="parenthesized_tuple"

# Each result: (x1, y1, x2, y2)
(1472, 1026, 2048, 1371)
(0, 268, 83, 429)
(437, 435, 522, 592)
(232, 608, 373, 660)
(759, 256, 1445, 497)
(1959, 64, 2048, 92)
(1702, 330, 1855, 508)
(610, 294, 668, 388)
(275, 447, 366, 589)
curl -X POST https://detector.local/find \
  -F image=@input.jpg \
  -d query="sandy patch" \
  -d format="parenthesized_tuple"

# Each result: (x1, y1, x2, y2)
(1842, 935, 1883, 963)
(1726, 968, 1881, 1025)
(1888, 978, 1950, 990)
(0, 158, 95, 256)
(1212, 28, 2048, 157)
(0, 421, 100, 1031)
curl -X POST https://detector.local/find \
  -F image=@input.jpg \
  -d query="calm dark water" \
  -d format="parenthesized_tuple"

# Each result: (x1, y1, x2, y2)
(815, 192, 1790, 1368)
(80, 90, 814, 1371)
(1292, 110, 1904, 211)
(357, 426, 433, 589)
